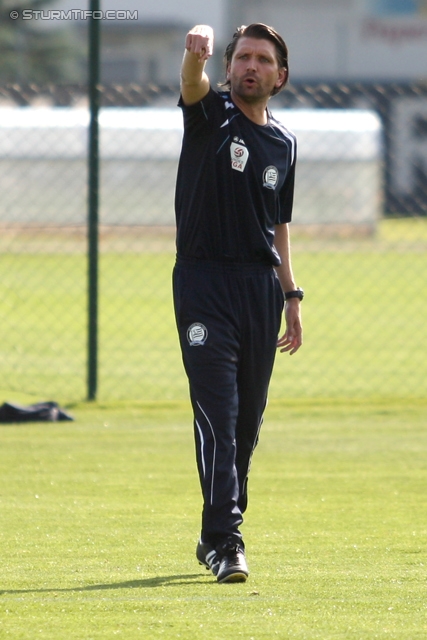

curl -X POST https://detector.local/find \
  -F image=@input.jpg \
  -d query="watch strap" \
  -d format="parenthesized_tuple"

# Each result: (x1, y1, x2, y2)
(284, 288, 304, 301)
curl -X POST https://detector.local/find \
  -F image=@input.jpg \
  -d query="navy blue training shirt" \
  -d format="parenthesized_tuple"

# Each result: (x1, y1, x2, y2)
(175, 88, 297, 266)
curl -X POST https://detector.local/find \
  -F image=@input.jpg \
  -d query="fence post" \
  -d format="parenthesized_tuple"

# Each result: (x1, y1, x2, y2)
(87, 0, 100, 401)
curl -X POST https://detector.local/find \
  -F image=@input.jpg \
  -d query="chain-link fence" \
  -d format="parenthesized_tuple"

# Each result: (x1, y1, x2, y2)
(0, 82, 426, 403)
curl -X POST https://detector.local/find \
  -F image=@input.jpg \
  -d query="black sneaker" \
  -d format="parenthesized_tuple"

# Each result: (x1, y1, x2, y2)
(216, 538, 249, 584)
(196, 540, 220, 576)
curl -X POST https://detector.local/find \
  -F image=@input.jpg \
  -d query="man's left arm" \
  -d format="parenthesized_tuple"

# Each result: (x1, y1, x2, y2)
(274, 223, 303, 355)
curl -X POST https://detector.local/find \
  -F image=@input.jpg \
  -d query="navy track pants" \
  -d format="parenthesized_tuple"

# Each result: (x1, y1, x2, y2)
(173, 258, 284, 547)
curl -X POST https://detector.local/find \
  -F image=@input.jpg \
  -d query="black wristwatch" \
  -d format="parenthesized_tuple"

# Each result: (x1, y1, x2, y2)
(284, 287, 304, 301)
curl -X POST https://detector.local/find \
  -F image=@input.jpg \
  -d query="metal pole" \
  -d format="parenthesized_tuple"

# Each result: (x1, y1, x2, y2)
(87, 0, 100, 400)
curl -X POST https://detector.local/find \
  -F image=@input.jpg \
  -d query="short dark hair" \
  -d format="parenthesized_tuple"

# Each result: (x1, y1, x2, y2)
(222, 23, 289, 96)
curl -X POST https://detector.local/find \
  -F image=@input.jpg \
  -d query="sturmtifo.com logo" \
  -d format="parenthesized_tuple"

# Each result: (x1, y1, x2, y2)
(9, 9, 138, 21)
(187, 323, 208, 346)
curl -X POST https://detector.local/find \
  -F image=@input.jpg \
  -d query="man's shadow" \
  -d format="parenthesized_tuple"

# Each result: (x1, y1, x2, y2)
(0, 573, 211, 596)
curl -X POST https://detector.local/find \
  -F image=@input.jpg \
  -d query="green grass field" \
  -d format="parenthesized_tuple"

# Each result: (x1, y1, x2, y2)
(1, 220, 426, 637)
(1, 399, 427, 639)
(0, 218, 426, 403)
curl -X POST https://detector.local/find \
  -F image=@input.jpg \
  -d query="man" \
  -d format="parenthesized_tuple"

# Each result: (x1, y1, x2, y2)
(173, 23, 303, 584)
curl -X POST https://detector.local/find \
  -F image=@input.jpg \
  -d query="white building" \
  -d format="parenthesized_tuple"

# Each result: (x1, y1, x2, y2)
(18, 0, 427, 214)
(42, 0, 427, 83)
(232, 0, 427, 82)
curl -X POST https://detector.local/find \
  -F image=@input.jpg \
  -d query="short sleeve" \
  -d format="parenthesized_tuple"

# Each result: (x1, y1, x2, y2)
(178, 87, 220, 137)
(276, 144, 297, 224)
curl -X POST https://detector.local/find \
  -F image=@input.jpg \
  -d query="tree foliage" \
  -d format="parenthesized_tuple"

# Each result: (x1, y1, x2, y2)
(0, 0, 85, 83)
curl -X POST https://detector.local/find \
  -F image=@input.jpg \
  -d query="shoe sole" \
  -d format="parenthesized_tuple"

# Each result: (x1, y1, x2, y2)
(217, 571, 248, 584)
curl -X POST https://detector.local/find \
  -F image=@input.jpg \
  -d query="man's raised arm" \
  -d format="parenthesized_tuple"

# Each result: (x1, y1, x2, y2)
(180, 25, 214, 106)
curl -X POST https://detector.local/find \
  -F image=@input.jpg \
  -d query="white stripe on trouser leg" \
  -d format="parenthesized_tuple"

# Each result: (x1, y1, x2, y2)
(195, 420, 206, 477)
(241, 416, 264, 498)
(197, 401, 217, 506)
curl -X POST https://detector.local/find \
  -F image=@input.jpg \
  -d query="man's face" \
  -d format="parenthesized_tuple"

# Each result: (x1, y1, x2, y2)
(227, 37, 287, 103)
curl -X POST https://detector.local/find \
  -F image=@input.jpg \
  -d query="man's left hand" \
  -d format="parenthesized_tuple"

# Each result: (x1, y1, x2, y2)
(277, 300, 302, 355)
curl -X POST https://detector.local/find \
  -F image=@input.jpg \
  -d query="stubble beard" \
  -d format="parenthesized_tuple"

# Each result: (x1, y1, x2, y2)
(230, 77, 273, 105)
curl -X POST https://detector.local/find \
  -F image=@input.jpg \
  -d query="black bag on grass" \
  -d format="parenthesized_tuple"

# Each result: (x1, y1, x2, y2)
(0, 401, 73, 423)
